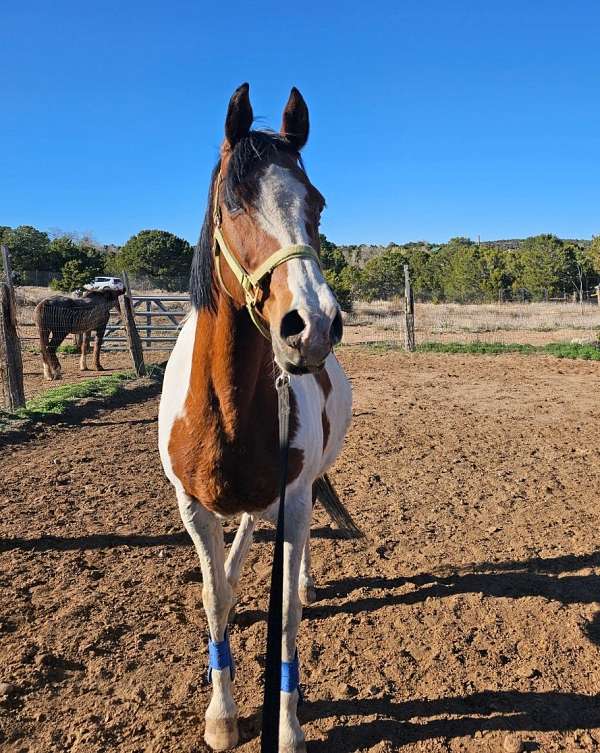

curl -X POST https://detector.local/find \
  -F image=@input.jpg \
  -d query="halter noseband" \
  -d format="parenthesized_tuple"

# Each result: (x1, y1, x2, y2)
(212, 171, 322, 340)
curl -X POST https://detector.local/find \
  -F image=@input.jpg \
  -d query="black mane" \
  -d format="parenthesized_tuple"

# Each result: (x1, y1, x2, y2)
(189, 130, 301, 310)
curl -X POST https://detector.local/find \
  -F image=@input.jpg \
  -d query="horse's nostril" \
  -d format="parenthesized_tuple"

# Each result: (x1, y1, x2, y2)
(330, 310, 343, 346)
(280, 310, 306, 347)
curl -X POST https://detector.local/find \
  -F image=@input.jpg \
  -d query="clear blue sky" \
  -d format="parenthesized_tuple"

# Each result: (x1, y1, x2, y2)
(2, 1, 599, 247)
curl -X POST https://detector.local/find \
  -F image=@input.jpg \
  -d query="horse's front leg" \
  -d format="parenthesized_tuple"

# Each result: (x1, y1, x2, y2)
(280, 489, 311, 753)
(93, 325, 106, 370)
(79, 331, 89, 371)
(176, 488, 238, 751)
(225, 513, 256, 621)
(298, 534, 316, 606)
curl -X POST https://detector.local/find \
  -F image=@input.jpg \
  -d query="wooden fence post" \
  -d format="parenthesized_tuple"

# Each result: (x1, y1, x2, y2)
(403, 264, 416, 352)
(120, 271, 146, 377)
(0, 245, 26, 409)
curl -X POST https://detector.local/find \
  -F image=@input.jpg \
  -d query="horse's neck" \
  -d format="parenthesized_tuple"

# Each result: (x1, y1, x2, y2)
(192, 294, 273, 442)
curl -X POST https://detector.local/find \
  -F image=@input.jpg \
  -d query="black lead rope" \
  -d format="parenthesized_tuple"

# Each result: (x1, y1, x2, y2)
(260, 373, 291, 753)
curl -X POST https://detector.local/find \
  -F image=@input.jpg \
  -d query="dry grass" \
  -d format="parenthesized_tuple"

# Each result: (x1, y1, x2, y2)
(344, 300, 600, 346)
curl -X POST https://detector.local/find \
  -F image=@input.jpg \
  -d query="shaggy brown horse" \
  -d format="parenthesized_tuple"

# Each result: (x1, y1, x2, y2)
(35, 288, 123, 380)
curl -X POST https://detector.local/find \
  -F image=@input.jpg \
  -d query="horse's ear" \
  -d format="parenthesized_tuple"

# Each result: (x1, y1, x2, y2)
(225, 83, 253, 147)
(280, 87, 309, 150)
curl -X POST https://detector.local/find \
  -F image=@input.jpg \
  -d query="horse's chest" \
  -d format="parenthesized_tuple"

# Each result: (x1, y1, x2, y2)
(167, 391, 303, 515)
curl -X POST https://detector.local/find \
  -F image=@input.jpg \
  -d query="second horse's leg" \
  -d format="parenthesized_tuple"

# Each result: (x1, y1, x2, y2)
(79, 332, 89, 371)
(47, 330, 66, 379)
(93, 325, 106, 370)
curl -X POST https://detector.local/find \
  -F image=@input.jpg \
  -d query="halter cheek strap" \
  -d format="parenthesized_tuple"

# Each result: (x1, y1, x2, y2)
(212, 175, 321, 341)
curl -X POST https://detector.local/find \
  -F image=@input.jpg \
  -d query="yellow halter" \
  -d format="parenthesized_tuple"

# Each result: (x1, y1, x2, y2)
(212, 172, 321, 340)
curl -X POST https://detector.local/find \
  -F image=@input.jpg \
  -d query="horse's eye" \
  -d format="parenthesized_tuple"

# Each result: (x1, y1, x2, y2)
(228, 206, 244, 218)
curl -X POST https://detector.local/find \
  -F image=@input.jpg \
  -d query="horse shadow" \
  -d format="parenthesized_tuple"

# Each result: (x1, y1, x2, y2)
(306, 549, 600, 622)
(299, 690, 599, 751)
(0, 523, 347, 555)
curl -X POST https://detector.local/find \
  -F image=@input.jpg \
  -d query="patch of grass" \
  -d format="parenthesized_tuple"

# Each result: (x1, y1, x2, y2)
(0, 363, 167, 435)
(417, 342, 537, 355)
(417, 341, 600, 360)
(13, 371, 136, 419)
(542, 343, 600, 360)
(23, 344, 80, 355)
(57, 344, 80, 354)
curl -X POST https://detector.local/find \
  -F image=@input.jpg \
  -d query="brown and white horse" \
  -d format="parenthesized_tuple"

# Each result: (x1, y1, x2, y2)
(158, 84, 351, 752)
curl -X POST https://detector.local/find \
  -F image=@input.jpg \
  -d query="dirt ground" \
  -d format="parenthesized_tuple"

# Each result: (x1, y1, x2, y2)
(2, 349, 600, 753)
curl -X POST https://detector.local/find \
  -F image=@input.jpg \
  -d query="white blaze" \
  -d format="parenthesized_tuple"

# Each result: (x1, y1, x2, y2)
(256, 164, 338, 327)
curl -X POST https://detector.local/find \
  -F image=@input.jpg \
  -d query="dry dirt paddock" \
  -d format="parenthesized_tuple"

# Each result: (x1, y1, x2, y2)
(2, 348, 600, 753)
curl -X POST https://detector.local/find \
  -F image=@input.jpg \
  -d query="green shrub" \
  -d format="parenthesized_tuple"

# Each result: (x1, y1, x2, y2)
(324, 269, 353, 312)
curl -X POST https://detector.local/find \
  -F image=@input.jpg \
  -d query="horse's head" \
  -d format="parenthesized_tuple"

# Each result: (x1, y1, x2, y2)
(83, 287, 124, 306)
(203, 83, 342, 375)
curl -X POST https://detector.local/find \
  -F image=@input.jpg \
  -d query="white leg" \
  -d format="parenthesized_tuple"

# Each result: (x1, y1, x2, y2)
(225, 513, 256, 597)
(79, 332, 88, 371)
(279, 489, 311, 753)
(298, 533, 316, 606)
(177, 488, 238, 751)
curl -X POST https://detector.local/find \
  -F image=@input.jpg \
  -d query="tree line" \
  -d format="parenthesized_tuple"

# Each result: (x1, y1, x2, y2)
(2, 224, 600, 307)
(0, 226, 192, 292)
(322, 234, 600, 308)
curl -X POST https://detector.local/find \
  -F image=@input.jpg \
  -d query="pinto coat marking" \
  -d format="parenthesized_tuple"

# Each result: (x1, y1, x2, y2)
(158, 83, 351, 753)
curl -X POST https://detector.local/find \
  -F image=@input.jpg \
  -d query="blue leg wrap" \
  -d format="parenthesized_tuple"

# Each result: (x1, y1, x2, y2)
(207, 629, 235, 682)
(281, 650, 301, 694)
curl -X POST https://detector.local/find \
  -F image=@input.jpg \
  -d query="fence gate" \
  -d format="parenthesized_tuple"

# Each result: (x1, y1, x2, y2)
(103, 295, 189, 350)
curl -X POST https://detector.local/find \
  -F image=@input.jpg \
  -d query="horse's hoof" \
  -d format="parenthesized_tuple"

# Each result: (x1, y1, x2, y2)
(204, 717, 239, 750)
(299, 584, 317, 606)
(280, 742, 307, 753)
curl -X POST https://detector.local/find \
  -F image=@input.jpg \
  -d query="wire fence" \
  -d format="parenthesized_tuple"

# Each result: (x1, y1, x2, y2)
(343, 298, 600, 348)
(5, 264, 600, 408)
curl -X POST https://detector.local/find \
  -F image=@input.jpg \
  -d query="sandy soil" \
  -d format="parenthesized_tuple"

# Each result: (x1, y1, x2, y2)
(2, 350, 600, 752)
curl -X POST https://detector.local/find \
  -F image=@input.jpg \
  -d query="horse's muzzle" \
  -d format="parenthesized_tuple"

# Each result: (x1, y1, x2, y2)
(274, 307, 343, 374)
